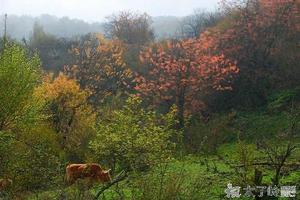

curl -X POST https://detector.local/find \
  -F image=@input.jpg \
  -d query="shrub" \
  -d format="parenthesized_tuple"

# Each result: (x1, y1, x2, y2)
(0, 42, 42, 131)
(90, 96, 181, 171)
(3, 126, 61, 194)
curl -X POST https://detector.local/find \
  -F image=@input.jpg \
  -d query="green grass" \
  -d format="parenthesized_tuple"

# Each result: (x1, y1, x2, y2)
(23, 107, 300, 200)
(24, 148, 300, 200)
(234, 111, 292, 140)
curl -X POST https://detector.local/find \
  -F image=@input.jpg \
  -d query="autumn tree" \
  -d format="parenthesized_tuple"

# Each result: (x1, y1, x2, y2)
(219, 0, 299, 68)
(135, 38, 239, 128)
(65, 33, 133, 108)
(35, 73, 96, 161)
(212, 0, 300, 108)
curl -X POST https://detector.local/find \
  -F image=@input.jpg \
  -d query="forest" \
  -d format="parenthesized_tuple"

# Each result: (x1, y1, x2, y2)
(0, 0, 300, 199)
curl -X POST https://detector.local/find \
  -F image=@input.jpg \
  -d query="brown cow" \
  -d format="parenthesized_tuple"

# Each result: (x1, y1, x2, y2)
(66, 163, 111, 185)
(0, 178, 12, 191)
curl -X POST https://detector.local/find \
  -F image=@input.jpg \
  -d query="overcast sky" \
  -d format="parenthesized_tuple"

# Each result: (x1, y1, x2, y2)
(0, 0, 220, 23)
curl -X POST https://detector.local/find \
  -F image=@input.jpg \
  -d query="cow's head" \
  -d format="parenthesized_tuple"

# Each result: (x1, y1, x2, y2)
(97, 169, 112, 183)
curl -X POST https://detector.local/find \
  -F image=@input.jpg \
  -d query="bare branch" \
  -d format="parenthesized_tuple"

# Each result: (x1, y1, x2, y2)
(94, 170, 127, 200)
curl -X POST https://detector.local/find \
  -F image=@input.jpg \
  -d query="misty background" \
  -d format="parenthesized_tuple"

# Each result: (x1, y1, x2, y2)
(0, 0, 219, 40)
(0, 14, 184, 40)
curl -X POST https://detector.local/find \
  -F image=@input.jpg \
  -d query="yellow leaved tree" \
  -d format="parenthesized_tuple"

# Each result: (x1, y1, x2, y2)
(35, 73, 96, 161)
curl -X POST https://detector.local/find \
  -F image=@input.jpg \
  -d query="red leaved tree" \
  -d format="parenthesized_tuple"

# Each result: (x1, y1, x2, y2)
(135, 37, 239, 128)
(219, 0, 299, 66)
(215, 0, 300, 108)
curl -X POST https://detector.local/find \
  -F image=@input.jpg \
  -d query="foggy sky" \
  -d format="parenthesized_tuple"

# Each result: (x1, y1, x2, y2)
(0, 0, 220, 23)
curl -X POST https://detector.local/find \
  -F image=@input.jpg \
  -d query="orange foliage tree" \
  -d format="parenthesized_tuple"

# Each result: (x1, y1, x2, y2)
(65, 33, 133, 107)
(135, 38, 239, 127)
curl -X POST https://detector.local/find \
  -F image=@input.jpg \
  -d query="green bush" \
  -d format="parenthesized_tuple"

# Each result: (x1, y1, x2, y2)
(90, 96, 181, 171)
(4, 126, 61, 193)
(267, 88, 300, 112)
(0, 42, 43, 131)
(184, 112, 237, 153)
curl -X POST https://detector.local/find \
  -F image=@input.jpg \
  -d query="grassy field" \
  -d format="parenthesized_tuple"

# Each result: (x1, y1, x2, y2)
(3, 108, 299, 200)
(25, 142, 300, 200)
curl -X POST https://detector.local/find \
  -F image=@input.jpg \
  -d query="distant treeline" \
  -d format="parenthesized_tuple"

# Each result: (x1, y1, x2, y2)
(0, 14, 184, 40)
